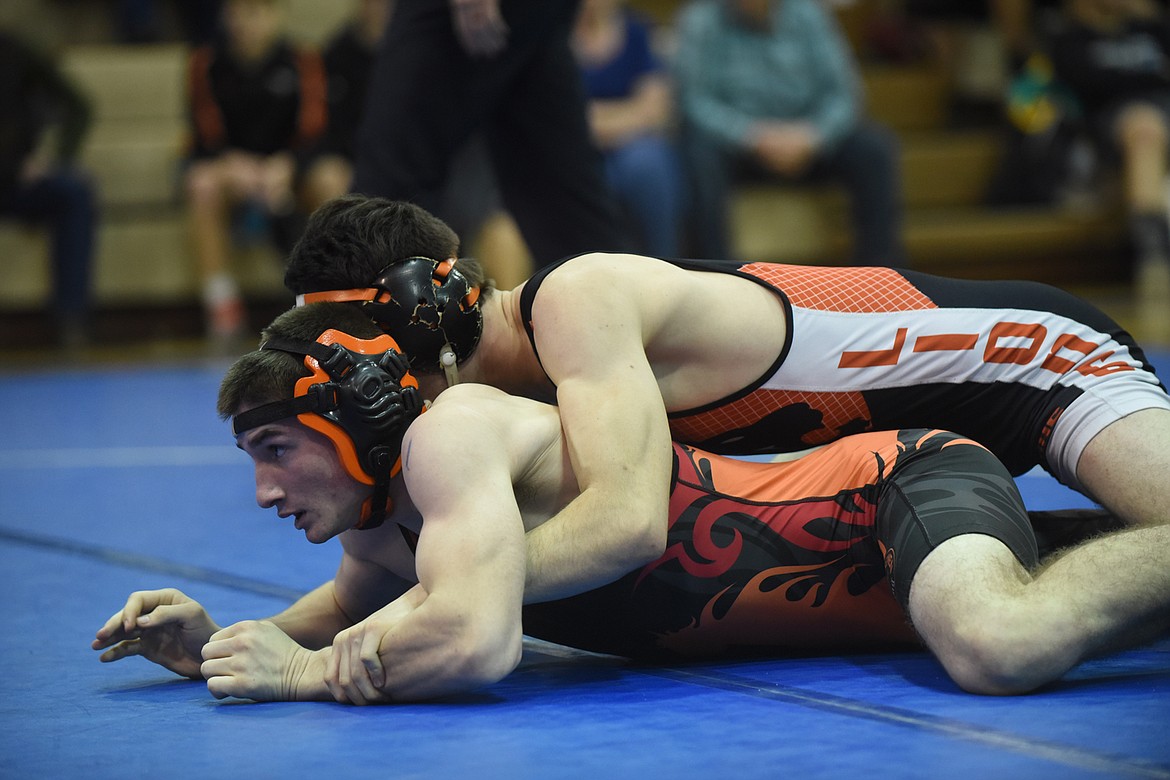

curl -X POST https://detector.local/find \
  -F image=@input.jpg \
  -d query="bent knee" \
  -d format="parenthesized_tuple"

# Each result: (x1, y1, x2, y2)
(926, 603, 1084, 695)
(932, 619, 1045, 695)
(909, 535, 1067, 694)
(1115, 103, 1169, 148)
(184, 164, 227, 202)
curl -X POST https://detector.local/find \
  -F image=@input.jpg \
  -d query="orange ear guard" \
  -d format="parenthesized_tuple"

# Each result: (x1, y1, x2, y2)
(232, 328, 424, 529)
(293, 329, 420, 486)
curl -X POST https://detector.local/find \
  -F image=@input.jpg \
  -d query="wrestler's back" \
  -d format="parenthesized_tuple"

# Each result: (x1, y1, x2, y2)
(530, 253, 790, 411)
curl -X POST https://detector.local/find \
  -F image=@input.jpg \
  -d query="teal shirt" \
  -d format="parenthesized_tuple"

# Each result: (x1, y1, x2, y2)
(675, 0, 860, 152)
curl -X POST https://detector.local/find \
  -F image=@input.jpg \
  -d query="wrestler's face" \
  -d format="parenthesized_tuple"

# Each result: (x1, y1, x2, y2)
(236, 416, 369, 544)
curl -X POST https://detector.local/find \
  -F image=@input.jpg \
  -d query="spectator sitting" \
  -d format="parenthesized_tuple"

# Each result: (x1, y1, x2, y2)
(182, 0, 326, 343)
(300, 0, 390, 209)
(1049, 0, 1170, 304)
(674, 0, 906, 266)
(572, 0, 685, 257)
(0, 29, 98, 350)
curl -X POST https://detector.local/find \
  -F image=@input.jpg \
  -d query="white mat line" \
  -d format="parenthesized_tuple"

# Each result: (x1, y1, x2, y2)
(0, 446, 241, 469)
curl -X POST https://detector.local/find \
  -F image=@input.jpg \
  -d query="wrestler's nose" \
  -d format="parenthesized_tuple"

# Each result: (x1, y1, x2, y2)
(255, 466, 284, 509)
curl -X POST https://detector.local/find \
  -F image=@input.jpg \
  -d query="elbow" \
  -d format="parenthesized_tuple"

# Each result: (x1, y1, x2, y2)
(449, 626, 524, 691)
(380, 629, 522, 703)
(595, 515, 666, 579)
(629, 517, 667, 566)
(631, 490, 670, 561)
(596, 493, 668, 575)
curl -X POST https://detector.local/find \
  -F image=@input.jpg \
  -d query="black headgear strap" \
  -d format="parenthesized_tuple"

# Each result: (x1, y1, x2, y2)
(294, 257, 483, 374)
(231, 338, 355, 434)
(232, 334, 422, 530)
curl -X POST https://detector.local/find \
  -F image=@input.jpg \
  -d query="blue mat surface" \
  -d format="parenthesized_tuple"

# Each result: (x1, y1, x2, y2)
(2, 353, 1168, 779)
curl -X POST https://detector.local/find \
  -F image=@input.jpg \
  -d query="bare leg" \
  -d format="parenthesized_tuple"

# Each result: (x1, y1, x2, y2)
(1076, 408, 1170, 528)
(1116, 103, 1168, 216)
(469, 210, 533, 290)
(1115, 103, 1170, 342)
(185, 160, 234, 286)
(185, 159, 245, 340)
(908, 527, 1170, 695)
(301, 155, 353, 212)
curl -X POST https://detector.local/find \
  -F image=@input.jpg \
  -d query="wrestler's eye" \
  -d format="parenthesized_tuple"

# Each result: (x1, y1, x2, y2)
(269, 444, 287, 459)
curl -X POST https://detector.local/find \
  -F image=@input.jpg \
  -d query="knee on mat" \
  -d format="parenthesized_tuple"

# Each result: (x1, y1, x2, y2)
(932, 609, 1063, 696)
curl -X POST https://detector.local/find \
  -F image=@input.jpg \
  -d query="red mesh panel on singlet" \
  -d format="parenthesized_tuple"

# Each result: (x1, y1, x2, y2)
(740, 263, 937, 312)
(668, 265, 938, 447)
(670, 389, 871, 446)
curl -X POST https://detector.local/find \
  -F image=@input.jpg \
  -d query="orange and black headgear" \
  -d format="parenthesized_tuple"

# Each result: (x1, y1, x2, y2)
(231, 328, 424, 530)
(294, 256, 482, 374)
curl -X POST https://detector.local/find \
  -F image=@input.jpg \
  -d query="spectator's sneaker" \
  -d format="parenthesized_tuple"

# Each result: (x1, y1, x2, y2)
(207, 295, 246, 343)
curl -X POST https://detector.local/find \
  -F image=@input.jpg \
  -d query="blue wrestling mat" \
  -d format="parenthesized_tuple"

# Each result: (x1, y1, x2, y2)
(1, 352, 1168, 779)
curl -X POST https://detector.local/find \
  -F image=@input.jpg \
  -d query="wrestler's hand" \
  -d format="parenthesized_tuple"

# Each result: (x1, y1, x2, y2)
(450, 0, 508, 58)
(201, 620, 320, 702)
(92, 588, 220, 680)
(326, 620, 392, 705)
(325, 584, 427, 704)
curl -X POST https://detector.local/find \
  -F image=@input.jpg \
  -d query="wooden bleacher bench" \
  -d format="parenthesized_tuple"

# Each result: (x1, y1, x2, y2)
(2, 2, 1130, 340)
(1, 42, 285, 319)
(730, 63, 1126, 283)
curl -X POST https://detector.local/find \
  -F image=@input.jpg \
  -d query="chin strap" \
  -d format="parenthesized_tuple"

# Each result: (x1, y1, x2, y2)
(355, 447, 396, 530)
(439, 342, 459, 387)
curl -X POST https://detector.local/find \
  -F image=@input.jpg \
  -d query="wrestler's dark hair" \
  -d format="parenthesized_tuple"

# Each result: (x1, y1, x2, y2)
(217, 302, 386, 419)
(283, 195, 490, 296)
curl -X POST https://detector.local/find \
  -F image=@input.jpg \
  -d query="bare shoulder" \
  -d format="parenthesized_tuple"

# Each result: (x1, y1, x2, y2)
(537, 252, 688, 302)
(404, 384, 507, 451)
(402, 384, 560, 476)
(529, 253, 693, 364)
(419, 383, 535, 425)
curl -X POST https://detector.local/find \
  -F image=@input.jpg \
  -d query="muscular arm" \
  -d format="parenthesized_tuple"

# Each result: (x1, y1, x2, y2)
(521, 257, 674, 602)
(324, 407, 528, 701)
(264, 580, 353, 650)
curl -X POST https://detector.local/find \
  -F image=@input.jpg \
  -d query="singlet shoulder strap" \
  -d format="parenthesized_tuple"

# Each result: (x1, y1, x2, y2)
(518, 255, 752, 372)
(517, 255, 582, 368)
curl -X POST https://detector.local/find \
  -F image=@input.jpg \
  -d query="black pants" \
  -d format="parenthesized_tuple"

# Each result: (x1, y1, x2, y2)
(352, 0, 626, 268)
(1, 169, 96, 320)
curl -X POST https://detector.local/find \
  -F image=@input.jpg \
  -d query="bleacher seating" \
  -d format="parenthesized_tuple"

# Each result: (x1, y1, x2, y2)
(0, 0, 1130, 347)
(730, 63, 1126, 281)
(0, 41, 288, 329)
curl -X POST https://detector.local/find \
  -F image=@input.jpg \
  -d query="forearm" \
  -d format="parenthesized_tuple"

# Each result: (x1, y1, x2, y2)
(266, 581, 354, 649)
(523, 484, 669, 603)
(591, 99, 653, 147)
(373, 595, 523, 701)
(680, 90, 757, 150)
(289, 647, 335, 701)
(589, 80, 672, 148)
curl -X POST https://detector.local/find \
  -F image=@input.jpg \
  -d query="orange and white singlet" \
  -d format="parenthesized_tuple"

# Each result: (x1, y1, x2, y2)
(520, 258, 1169, 489)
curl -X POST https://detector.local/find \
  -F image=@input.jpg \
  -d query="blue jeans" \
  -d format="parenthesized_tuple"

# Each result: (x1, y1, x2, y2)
(1, 169, 98, 320)
(603, 134, 685, 258)
(682, 119, 906, 266)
